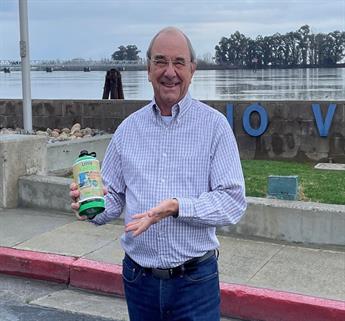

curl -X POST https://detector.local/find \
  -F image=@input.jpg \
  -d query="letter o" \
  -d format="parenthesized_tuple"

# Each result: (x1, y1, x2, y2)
(242, 104, 268, 136)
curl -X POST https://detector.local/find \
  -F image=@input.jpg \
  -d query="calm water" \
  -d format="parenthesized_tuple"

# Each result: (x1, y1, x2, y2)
(0, 68, 344, 100)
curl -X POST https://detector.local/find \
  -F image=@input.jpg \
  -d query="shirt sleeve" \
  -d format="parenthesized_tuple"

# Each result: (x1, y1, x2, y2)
(91, 129, 126, 225)
(175, 116, 247, 226)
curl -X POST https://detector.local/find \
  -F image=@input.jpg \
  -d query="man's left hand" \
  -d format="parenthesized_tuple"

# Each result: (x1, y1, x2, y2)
(125, 199, 178, 237)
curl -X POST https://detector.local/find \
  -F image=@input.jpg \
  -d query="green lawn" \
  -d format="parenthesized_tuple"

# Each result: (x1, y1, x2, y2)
(242, 160, 345, 205)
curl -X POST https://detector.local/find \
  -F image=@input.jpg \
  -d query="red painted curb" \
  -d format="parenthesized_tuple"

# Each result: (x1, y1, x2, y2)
(0, 247, 344, 321)
(220, 283, 345, 321)
(0, 247, 76, 283)
(70, 258, 124, 296)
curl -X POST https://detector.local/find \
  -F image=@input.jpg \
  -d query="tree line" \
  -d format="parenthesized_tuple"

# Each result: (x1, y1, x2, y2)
(111, 25, 345, 68)
(214, 25, 345, 68)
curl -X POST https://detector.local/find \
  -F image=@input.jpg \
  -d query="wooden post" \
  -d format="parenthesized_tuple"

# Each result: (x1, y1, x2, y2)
(102, 68, 124, 99)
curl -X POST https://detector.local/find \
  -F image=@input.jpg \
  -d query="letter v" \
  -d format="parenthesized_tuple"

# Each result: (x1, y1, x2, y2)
(312, 104, 336, 137)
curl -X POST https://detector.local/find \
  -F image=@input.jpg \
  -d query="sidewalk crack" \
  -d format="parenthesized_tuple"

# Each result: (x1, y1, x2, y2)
(248, 245, 285, 281)
(79, 239, 115, 258)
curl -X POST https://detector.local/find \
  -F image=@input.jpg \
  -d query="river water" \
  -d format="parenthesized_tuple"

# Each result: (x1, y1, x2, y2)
(0, 68, 344, 100)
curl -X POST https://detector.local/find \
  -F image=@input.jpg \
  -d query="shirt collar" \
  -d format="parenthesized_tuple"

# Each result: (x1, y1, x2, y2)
(150, 92, 193, 123)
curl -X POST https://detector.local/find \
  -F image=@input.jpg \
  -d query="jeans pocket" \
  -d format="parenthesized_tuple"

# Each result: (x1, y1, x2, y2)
(122, 258, 143, 283)
(184, 256, 219, 283)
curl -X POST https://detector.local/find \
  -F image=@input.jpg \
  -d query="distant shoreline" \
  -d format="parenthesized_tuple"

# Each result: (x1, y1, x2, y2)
(2, 64, 344, 72)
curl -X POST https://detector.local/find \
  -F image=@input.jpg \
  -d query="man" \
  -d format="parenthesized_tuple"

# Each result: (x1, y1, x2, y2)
(71, 27, 246, 321)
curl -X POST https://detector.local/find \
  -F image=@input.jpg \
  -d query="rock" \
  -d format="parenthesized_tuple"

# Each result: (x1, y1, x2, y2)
(51, 130, 60, 138)
(73, 130, 83, 138)
(81, 127, 92, 136)
(56, 132, 69, 141)
(0, 125, 108, 143)
(0, 128, 13, 134)
(71, 123, 81, 135)
(36, 130, 49, 136)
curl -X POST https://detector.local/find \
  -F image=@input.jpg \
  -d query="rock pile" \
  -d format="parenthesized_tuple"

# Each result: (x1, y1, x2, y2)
(0, 123, 107, 143)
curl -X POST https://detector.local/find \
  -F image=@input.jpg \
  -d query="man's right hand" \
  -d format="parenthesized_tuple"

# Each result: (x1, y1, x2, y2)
(70, 182, 88, 220)
(70, 182, 108, 221)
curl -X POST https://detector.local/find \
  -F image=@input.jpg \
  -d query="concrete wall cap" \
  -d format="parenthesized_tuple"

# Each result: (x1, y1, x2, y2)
(247, 196, 345, 213)
(0, 134, 47, 143)
(19, 175, 72, 185)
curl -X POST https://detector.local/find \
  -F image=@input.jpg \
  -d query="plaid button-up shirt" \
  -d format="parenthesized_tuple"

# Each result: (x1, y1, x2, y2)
(93, 93, 246, 268)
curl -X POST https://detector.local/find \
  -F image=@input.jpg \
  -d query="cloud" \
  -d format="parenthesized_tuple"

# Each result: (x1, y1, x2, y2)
(1, 0, 344, 60)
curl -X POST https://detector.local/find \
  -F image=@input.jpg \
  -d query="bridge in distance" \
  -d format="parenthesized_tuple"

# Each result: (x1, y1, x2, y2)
(0, 59, 146, 72)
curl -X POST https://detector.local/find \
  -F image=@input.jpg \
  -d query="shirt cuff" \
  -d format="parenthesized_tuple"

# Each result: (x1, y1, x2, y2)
(174, 197, 195, 218)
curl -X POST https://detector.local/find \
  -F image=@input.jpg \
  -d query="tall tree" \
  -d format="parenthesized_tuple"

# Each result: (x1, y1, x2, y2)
(215, 37, 230, 64)
(125, 45, 141, 60)
(111, 45, 141, 61)
(298, 25, 311, 65)
(112, 46, 127, 60)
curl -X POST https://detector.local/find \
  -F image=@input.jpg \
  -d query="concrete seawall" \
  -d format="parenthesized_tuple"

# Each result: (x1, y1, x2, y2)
(41, 136, 344, 246)
(17, 174, 345, 246)
(1, 99, 345, 162)
(1, 126, 344, 247)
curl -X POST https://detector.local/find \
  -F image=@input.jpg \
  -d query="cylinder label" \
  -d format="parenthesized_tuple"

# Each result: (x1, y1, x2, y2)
(73, 159, 103, 201)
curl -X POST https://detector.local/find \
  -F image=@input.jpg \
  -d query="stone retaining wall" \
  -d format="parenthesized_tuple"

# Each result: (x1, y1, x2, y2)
(1, 99, 344, 162)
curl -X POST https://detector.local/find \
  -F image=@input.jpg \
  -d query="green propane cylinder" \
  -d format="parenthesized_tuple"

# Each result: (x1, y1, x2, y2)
(73, 150, 105, 219)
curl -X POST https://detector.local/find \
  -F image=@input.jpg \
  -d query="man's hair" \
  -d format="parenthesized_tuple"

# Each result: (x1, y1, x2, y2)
(146, 27, 196, 63)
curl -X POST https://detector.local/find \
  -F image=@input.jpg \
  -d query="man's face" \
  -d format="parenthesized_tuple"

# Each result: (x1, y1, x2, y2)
(148, 31, 196, 111)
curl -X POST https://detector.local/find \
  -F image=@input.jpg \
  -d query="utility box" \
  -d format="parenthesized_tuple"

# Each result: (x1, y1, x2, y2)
(267, 175, 299, 200)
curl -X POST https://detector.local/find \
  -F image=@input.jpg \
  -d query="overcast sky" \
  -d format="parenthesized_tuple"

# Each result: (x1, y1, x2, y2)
(1, 0, 344, 60)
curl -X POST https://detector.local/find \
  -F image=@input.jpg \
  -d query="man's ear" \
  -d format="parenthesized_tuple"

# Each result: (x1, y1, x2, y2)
(190, 62, 197, 76)
(147, 64, 152, 82)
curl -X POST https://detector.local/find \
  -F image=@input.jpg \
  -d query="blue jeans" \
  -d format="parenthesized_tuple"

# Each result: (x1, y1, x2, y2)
(122, 253, 220, 321)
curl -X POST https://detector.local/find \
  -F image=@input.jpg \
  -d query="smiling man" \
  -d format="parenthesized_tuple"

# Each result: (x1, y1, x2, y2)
(71, 26, 246, 321)
(146, 29, 196, 116)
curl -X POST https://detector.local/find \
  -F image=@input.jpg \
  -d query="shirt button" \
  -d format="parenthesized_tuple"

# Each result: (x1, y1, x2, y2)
(161, 178, 165, 183)
(162, 153, 167, 157)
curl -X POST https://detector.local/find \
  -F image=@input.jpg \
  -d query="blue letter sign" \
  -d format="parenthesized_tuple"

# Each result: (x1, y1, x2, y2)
(312, 104, 337, 137)
(242, 103, 269, 136)
(226, 103, 234, 129)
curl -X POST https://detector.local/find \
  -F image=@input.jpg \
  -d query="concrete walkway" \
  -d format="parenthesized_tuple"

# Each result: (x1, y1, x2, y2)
(0, 207, 344, 321)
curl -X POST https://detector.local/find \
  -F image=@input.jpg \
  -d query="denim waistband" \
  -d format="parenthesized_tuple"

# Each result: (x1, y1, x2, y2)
(125, 250, 216, 280)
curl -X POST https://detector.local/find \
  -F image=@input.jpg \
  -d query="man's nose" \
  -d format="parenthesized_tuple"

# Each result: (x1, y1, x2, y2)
(164, 61, 177, 77)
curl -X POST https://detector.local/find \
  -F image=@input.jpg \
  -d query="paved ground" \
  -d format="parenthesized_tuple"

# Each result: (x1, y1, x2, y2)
(1, 208, 343, 302)
(0, 274, 243, 321)
(0, 207, 344, 321)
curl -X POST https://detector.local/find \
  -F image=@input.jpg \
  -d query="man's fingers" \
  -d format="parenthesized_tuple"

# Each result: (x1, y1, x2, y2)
(70, 182, 78, 190)
(131, 212, 147, 220)
(126, 222, 149, 236)
(125, 214, 153, 237)
(70, 182, 86, 221)
(71, 202, 80, 210)
(69, 190, 80, 200)
(125, 219, 142, 231)
(75, 211, 88, 221)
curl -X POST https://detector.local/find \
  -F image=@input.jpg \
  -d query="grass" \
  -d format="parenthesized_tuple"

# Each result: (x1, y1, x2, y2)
(69, 159, 345, 205)
(242, 160, 345, 205)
